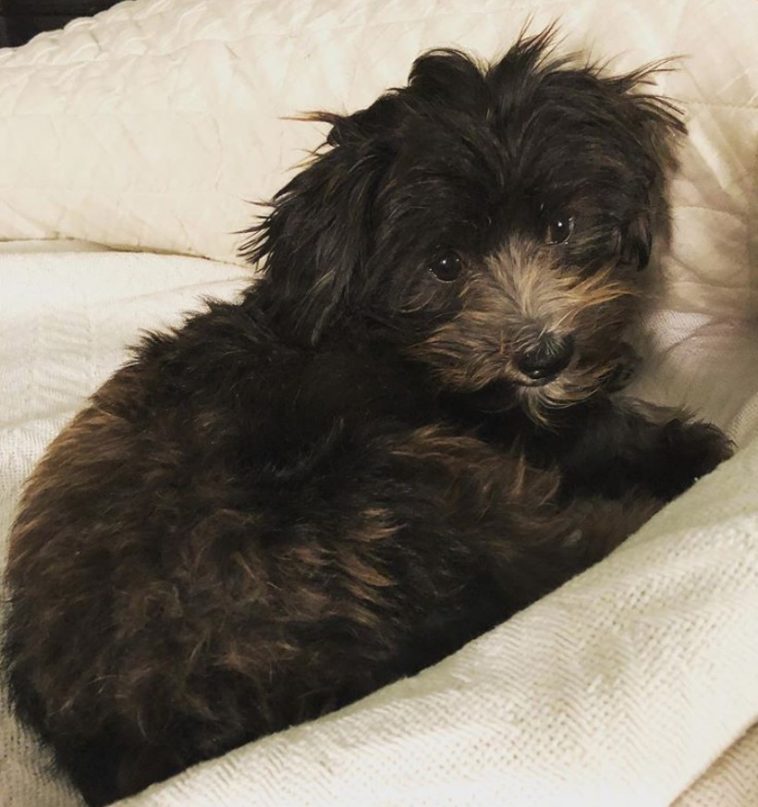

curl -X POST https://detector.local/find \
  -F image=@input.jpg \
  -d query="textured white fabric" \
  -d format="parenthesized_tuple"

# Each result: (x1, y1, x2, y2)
(675, 726, 758, 807)
(1, 250, 757, 807)
(0, 0, 756, 804)
(1, 237, 755, 807)
(0, 0, 754, 277)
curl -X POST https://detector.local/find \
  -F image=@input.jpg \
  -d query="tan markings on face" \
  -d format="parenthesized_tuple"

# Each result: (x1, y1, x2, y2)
(408, 239, 642, 423)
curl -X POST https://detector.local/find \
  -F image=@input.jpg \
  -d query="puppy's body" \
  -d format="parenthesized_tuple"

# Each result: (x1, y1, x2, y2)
(4, 31, 731, 805)
(4, 302, 662, 803)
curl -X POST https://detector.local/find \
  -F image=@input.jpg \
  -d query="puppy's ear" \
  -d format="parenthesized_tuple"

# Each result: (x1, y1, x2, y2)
(608, 66, 686, 270)
(407, 48, 488, 114)
(241, 116, 389, 345)
(618, 215, 653, 270)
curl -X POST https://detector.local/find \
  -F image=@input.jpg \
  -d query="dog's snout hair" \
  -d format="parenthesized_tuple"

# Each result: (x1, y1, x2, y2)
(410, 240, 640, 416)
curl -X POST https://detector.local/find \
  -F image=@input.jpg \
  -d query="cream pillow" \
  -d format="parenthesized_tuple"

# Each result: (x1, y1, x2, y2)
(0, 0, 752, 279)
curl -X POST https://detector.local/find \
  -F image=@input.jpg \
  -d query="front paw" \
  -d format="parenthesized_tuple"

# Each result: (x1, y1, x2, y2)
(656, 419, 734, 499)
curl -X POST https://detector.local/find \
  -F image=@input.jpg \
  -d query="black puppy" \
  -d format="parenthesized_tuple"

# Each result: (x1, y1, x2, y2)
(3, 29, 731, 805)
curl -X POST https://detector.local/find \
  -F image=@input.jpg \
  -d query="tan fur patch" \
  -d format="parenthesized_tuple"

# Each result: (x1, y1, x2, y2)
(408, 240, 641, 423)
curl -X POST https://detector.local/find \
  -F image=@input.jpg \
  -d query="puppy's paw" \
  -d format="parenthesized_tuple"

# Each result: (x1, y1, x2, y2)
(657, 418, 734, 498)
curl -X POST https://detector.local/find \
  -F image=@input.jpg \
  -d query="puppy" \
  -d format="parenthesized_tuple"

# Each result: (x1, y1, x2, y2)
(3, 29, 732, 805)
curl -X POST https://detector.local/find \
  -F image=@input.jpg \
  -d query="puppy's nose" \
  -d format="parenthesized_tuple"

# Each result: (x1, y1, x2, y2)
(515, 334, 574, 381)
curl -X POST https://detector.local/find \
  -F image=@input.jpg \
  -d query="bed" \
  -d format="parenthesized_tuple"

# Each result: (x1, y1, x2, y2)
(1, 0, 756, 804)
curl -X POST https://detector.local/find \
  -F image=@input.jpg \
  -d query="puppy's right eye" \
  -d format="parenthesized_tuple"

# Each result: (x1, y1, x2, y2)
(545, 212, 575, 245)
(429, 252, 462, 282)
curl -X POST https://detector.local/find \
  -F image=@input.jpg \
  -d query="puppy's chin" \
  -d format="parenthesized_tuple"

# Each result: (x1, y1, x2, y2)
(440, 365, 609, 424)
(437, 350, 617, 424)
(518, 383, 589, 427)
(514, 362, 618, 426)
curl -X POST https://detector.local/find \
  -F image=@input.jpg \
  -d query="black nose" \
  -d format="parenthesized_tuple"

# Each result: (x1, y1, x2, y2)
(515, 334, 574, 381)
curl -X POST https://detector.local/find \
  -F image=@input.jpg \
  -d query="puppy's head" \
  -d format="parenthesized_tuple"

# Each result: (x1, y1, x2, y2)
(243, 28, 684, 424)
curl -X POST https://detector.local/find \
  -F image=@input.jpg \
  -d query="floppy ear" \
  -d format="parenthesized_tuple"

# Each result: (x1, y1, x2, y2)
(619, 214, 653, 270)
(610, 66, 686, 270)
(407, 48, 488, 115)
(241, 118, 389, 345)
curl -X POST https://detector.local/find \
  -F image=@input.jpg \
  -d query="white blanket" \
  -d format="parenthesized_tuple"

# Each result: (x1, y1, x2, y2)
(0, 243, 756, 807)
(0, 244, 757, 805)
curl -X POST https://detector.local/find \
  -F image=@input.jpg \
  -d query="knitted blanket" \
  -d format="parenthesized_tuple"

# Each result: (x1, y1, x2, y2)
(0, 244, 756, 807)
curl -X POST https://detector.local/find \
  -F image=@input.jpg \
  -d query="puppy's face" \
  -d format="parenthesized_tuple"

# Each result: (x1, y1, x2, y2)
(246, 30, 683, 423)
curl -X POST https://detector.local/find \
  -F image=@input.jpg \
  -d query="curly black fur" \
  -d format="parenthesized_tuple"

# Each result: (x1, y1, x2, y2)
(3, 29, 732, 805)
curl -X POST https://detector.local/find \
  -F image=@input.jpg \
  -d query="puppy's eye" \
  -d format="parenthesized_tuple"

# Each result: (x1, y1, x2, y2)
(428, 252, 462, 282)
(545, 212, 575, 245)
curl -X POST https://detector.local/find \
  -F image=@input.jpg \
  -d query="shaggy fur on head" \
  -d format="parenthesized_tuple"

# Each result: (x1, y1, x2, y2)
(3, 29, 732, 806)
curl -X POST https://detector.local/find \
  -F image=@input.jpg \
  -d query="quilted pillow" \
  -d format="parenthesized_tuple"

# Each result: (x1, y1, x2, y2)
(0, 0, 753, 278)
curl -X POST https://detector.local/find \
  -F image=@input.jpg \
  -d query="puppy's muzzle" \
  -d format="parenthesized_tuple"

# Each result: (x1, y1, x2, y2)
(515, 333, 574, 383)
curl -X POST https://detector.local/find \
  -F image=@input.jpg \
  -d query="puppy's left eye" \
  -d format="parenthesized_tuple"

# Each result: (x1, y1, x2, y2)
(545, 212, 575, 245)
(429, 252, 462, 282)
